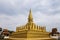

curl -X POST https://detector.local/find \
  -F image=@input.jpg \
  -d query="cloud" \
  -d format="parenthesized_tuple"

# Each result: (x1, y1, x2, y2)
(33, 11, 60, 32)
(0, 0, 60, 32)
(0, 0, 60, 15)
(0, 14, 27, 31)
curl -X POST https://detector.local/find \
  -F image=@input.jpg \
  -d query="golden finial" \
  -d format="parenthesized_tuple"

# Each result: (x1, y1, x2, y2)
(29, 9, 33, 19)
(28, 9, 33, 22)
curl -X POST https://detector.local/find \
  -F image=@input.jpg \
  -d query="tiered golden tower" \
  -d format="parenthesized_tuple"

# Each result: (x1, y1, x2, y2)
(16, 9, 46, 32)
(11, 9, 49, 38)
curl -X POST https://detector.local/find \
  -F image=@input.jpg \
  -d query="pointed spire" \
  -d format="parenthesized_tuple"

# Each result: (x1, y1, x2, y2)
(28, 9, 33, 22)
(29, 9, 33, 19)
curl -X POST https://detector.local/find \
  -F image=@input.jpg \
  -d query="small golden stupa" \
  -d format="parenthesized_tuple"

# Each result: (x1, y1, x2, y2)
(11, 9, 49, 38)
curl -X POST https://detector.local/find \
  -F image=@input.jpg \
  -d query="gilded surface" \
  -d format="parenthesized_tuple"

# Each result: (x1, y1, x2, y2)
(10, 9, 50, 39)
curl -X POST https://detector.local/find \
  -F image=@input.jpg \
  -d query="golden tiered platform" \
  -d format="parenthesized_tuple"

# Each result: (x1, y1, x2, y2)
(10, 30, 49, 38)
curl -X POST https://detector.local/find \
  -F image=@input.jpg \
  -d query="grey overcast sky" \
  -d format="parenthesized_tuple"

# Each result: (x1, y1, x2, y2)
(0, 0, 60, 32)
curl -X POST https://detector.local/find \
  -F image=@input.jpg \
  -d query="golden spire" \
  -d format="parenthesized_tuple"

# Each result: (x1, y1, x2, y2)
(29, 9, 33, 19)
(28, 9, 33, 22)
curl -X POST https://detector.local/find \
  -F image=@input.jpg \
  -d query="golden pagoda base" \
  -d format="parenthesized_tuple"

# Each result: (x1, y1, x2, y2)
(9, 30, 57, 40)
(10, 30, 49, 38)
(6, 38, 57, 40)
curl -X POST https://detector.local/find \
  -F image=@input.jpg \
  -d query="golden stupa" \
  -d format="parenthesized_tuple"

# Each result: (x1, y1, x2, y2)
(11, 9, 49, 38)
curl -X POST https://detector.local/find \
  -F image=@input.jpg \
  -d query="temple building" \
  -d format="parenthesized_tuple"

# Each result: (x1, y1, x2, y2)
(11, 9, 49, 38)
(16, 9, 46, 32)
